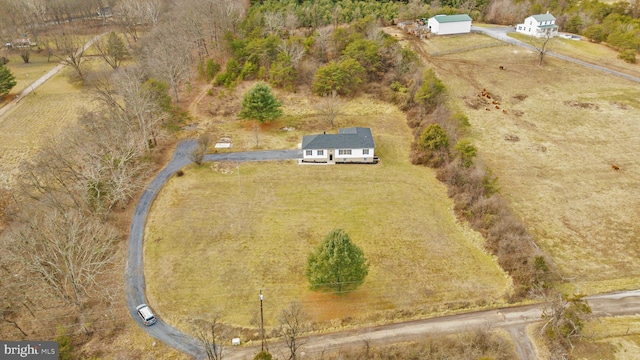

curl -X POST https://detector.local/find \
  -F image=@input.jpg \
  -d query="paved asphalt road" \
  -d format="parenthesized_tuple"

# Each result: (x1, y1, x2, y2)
(127, 142, 640, 360)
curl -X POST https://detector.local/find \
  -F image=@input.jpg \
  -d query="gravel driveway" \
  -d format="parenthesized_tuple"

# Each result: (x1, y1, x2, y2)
(125, 142, 301, 359)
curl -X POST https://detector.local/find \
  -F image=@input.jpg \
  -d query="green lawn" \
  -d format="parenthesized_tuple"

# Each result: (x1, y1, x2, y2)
(144, 102, 510, 334)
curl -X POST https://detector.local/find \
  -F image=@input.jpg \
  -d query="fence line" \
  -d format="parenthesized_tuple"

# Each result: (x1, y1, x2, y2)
(429, 42, 508, 57)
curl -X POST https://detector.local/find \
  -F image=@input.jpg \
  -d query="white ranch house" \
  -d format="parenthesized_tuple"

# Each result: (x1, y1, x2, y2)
(301, 127, 376, 164)
(516, 12, 559, 38)
(427, 14, 472, 35)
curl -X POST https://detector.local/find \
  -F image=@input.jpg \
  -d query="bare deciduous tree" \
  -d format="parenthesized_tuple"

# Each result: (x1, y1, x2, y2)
(263, 12, 284, 35)
(112, 67, 167, 150)
(8, 208, 119, 306)
(279, 302, 307, 360)
(197, 314, 226, 360)
(0, 247, 30, 338)
(140, 0, 165, 26)
(315, 90, 345, 129)
(75, 110, 153, 211)
(19, 104, 153, 218)
(53, 30, 89, 82)
(278, 38, 306, 68)
(144, 27, 192, 102)
(189, 134, 212, 165)
(284, 10, 299, 35)
(530, 33, 554, 66)
(114, 0, 167, 43)
(90, 66, 169, 152)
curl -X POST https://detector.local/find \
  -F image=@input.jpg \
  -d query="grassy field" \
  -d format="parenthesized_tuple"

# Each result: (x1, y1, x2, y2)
(0, 67, 91, 184)
(508, 32, 640, 78)
(144, 96, 511, 334)
(425, 35, 640, 295)
(572, 316, 640, 359)
(0, 52, 59, 104)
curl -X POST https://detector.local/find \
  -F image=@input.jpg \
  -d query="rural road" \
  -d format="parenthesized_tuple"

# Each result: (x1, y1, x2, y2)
(222, 291, 640, 360)
(471, 25, 640, 83)
(0, 33, 106, 118)
(127, 141, 640, 360)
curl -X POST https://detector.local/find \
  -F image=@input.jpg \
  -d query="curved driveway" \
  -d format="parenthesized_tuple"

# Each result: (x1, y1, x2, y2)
(125, 142, 302, 358)
(471, 26, 640, 83)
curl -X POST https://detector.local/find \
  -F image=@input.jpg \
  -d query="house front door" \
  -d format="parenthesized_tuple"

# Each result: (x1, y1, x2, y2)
(329, 154, 333, 161)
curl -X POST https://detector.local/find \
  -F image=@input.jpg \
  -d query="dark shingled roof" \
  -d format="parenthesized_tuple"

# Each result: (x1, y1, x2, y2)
(302, 127, 375, 150)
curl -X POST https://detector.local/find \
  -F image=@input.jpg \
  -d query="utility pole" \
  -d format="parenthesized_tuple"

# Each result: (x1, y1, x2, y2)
(260, 289, 265, 351)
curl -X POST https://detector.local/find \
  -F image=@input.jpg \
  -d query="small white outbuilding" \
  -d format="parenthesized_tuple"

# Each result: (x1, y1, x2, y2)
(427, 14, 473, 35)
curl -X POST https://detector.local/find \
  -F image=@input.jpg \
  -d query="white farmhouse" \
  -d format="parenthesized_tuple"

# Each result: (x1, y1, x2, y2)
(301, 127, 376, 164)
(427, 14, 472, 35)
(516, 12, 559, 38)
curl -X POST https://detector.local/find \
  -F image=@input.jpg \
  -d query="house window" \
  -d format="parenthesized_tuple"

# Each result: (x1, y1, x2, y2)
(363, 149, 369, 155)
(318, 150, 324, 156)
(305, 150, 312, 156)
(338, 149, 352, 155)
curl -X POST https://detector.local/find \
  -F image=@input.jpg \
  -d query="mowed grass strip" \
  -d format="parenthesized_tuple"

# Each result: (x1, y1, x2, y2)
(428, 36, 640, 294)
(144, 105, 510, 332)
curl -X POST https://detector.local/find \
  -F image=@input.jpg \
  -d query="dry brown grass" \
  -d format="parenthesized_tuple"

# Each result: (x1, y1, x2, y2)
(0, 76, 91, 184)
(508, 32, 640, 79)
(426, 36, 640, 295)
(571, 316, 640, 359)
(0, 52, 59, 102)
(425, 32, 506, 55)
(319, 327, 517, 360)
(144, 93, 511, 336)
